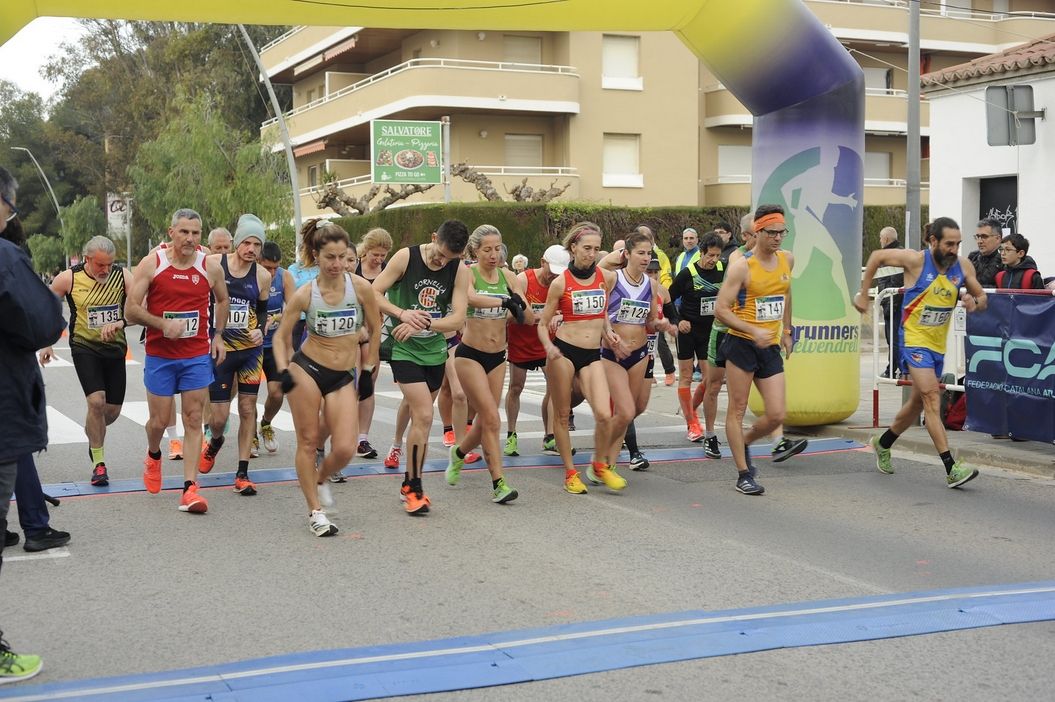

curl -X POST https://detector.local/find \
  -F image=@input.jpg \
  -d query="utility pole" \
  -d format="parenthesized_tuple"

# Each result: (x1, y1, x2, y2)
(237, 24, 303, 251)
(906, 0, 921, 251)
(441, 116, 452, 204)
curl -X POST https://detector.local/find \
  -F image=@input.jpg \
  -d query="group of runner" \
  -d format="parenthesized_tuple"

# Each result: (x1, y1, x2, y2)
(45, 204, 983, 537)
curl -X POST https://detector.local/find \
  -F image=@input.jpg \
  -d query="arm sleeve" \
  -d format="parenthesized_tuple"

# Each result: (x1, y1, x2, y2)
(0, 249, 65, 350)
(668, 268, 688, 302)
(257, 299, 270, 329)
(662, 301, 679, 324)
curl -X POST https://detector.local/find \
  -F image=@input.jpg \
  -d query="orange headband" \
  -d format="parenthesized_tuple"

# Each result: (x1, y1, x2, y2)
(752, 213, 785, 232)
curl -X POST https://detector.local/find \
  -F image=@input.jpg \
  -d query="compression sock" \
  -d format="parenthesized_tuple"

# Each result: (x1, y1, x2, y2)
(939, 451, 955, 474)
(677, 387, 694, 421)
(90, 446, 105, 466)
(878, 429, 899, 449)
(624, 421, 639, 454)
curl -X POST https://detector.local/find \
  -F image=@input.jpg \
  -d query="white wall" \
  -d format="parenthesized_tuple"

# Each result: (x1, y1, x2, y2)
(928, 72, 1055, 277)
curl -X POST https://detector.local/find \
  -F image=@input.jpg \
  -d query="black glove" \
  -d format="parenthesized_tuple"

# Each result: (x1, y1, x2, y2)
(357, 367, 375, 399)
(502, 293, 527, 324)
(278, 368, 296, 393)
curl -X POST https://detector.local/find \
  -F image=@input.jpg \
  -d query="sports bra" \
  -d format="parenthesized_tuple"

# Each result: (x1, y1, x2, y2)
(606, 268, 651, 326)
(305, 273, 362, 339)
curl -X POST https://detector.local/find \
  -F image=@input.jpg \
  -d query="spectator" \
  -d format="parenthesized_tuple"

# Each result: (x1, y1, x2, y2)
(714, 221, 738, 263)
(969, 218, 1003, 287)
(511, 253, 528, 273)
(1, 165, 65, 684)
(875, 227, 904, 378)
(996, 233, 1045, 290)
(674, 227, 700, 273)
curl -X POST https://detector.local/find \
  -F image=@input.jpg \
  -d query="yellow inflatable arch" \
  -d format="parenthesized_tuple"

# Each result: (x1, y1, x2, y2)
(1, 0, 865, 425)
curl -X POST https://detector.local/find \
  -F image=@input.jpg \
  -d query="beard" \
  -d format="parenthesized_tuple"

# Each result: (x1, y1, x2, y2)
(934, 249, 958, 267)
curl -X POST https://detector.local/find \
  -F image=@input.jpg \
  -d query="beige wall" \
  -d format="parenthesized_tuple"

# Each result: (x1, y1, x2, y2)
(447, 114, 564, 166)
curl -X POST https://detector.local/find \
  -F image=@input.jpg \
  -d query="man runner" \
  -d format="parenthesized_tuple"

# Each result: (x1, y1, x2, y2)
(40, 235, 134, 486)
(854, 216, 985, 487)
(372, 220, 471, 514)
(126, 208, 229, 513)
(257, 241, 295, 453)
(201, 214, 271, 496)
(715, 204, 803, 496)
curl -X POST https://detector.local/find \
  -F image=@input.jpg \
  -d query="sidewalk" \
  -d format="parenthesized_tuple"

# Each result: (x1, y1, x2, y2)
(643, 348, 1054, 479)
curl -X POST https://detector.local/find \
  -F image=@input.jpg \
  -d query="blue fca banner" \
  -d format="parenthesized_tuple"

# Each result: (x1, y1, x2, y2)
(964, 293, 1055, 443)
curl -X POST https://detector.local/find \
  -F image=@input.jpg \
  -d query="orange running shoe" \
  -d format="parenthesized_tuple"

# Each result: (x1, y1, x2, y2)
(178, 482, 208, 513)
(465, 451, 482, 464)
(686, 420, 704, 443)
(233, 476, 257, 496)
(199, 440, 222, 474)
(442, 430, 455, 447)
(404, 490, 431, 515)
(399, 482, 412, 503)
(143, 454, 162, 494)
(384, 445, 403, 470)
(168, 438, 183, 460)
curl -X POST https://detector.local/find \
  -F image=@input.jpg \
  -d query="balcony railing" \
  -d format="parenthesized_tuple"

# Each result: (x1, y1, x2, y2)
(264, 58, 579, 128)
(299, 166, 579, 196)
(260, 26, 305, 53)
(811, 0, 1055, 22)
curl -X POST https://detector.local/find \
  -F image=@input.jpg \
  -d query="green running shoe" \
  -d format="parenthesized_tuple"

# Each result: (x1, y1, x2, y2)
(504, 432, 519, 457)
(0, 645, 42, 685)
(947, 461, 979, 488)
(492, 477, 519, 503)
(445, 445, 465, 486)
(542, 435, 558, 455)
(870, 435, 894, 474)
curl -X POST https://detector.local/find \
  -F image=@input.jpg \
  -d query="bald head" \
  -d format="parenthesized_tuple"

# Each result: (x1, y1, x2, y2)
(879, 227, 898, 247)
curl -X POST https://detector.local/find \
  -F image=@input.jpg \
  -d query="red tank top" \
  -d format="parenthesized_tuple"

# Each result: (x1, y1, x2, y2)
(146, 250, 211, 359)
(558, 267, 607, 322)
(508, 268, 549, 362)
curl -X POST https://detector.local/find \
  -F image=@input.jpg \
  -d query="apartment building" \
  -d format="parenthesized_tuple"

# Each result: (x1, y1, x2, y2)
(258, 0, 1055, 216)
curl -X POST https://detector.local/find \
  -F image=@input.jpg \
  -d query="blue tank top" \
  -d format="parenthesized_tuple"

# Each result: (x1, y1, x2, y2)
(263, 265, 285, 348)
(606, 269, 651, 326)
(220, 255, 261, 351)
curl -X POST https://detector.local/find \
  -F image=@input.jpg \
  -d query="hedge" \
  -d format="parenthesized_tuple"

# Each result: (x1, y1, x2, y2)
(296, 202, 929, 266)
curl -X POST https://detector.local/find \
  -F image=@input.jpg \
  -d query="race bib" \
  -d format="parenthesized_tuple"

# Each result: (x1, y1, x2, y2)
(473, 293, 508, 320)
(530, 302, 546, 325)
(227, 303, 250, 330)
(570, 289, 605, 316)
(646, 333, 657, 356)
(315, 308, 358, 337)
(412, 310, 443, 338)
(919, 306, 952, 327)
(163, 310, 200, 339)
(699, 298, 716, 317)
(754, 295, 785, 323)
(87, 304, 121, 330)
(615, 298, 649, 325)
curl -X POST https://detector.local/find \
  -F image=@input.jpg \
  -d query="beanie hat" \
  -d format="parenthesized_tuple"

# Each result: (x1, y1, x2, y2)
(234, 214, 265, 247)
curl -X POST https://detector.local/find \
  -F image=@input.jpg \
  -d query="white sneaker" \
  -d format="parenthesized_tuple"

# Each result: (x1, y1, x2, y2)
(308, 509, 338, 537)
(250, 435, 260, 458)
(260, 425, 279, 453)
(317, 480, 335, 509)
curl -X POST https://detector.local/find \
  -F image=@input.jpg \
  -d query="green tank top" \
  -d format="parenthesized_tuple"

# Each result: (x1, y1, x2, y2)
(468, 265, 509, 320)
(383, 245, 460, 366)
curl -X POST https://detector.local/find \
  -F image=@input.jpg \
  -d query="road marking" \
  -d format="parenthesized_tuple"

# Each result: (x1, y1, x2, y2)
(44, 407, 86, 445)
(4, 547, 70, 562)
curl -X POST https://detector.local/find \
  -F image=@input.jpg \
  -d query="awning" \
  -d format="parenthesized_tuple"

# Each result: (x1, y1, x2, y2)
(324, 37, 358, 62)
(293, 140, 327, 158)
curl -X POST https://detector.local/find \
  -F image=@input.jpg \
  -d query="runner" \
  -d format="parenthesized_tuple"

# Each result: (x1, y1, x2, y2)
(537, 222, 623, 494)
(854, 216, 985, 487)
(125, 208, 229, 513)
(200, 215, 271, 495)
(714, 204, 803, 496)
(257, 241, 295, 454)
(593, 231, 657, 483)
(207, 228, 232, 255)
(444, 225, 529, 502)
(668, 232, 724, 443)
(353, 227, 392, 459)
(623, 252, 677, 470)
(372, 220, 471, 514)
(40, 236, 133, 486)
(505, 244, 571, 457)
(272, 220, 380, 535)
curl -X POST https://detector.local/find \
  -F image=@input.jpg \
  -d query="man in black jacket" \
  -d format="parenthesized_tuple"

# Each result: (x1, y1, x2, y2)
(875, 227, 904, 377)
(969, 218, 1003, 287)
(0, 166, 65, 685)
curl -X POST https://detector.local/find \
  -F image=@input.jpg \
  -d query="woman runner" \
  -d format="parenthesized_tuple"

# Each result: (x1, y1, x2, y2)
(444, 225, 529, 502)
(272, 221, 380, 536)
(537, 222, 622, 494)
(352, 227, 392, 460)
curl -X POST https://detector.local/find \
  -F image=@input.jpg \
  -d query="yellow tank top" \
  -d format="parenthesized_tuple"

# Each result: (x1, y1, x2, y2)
(67, 264, 127, 357)
(901, 251, 964, 354)
(729, 251, 791, 345)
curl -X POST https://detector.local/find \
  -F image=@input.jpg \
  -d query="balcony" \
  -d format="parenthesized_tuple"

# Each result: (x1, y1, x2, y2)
(261, 58, 580, 148)
(701, 175, 929, 207)
(703, 85, 929, 134)
(808, 0, 1055, 52)
(260, 26, 359, 80)
(298, 166, 580, 215)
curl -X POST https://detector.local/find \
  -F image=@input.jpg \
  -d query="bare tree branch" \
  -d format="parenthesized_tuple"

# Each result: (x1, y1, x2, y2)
(451, 162, 502, 201)
(532, 179, 572, 203)
(371, 184, 435, 212)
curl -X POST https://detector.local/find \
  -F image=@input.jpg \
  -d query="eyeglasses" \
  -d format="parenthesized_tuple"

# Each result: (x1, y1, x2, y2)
(998, 246, 1020, 254)
(761, 228, 788, 238)
(974, 234, 994, 240)
(1, 195, 17, 223)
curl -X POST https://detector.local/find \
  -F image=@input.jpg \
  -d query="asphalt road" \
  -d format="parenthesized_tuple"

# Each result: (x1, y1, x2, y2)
(3, 341, 1054, 700)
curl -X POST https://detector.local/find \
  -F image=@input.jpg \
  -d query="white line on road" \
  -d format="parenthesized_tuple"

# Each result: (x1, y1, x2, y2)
(5, 547, 70, 562)
(45, 407, 86, 445)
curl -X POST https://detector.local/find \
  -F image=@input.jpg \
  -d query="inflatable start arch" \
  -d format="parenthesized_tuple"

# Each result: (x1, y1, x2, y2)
(0, 0, 864, 424)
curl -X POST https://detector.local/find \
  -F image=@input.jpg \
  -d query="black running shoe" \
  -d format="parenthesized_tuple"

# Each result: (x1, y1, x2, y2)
(4, 530, 18, 548)
(23, 527, 71, 552)
(771, 437, 808, 463)
(90, 463, 109, 487)
(704, 436, 721, 460)
(356, 440, 378, 459)
(629, 452, 650, 471)
(735, 472, 765, 496)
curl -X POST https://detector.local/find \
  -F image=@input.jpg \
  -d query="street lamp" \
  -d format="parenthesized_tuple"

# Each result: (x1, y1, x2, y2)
(10, 146, 65, 258)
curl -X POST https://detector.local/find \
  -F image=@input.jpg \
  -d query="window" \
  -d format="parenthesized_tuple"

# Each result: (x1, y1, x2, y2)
(940, 0, 973, 18)
(503, 35, 542, 67)
(308, 165, 319, 188)
(602, 133, 642, 188)
(863, 67, 892, 94)
(505, 134, 543, 170)
(864, 152, 891, 183)
(306, 88, 315, 103)
(717, 145, 751, 179)
(602, 35, 642, 91)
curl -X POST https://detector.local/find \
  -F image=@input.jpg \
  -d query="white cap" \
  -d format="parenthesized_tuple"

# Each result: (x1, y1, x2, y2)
(542, 244, 570, 275)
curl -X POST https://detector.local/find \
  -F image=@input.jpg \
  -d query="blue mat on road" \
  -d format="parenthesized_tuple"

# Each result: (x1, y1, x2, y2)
(3, 580, 1053, 702)
(36, 438, 863, 498)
